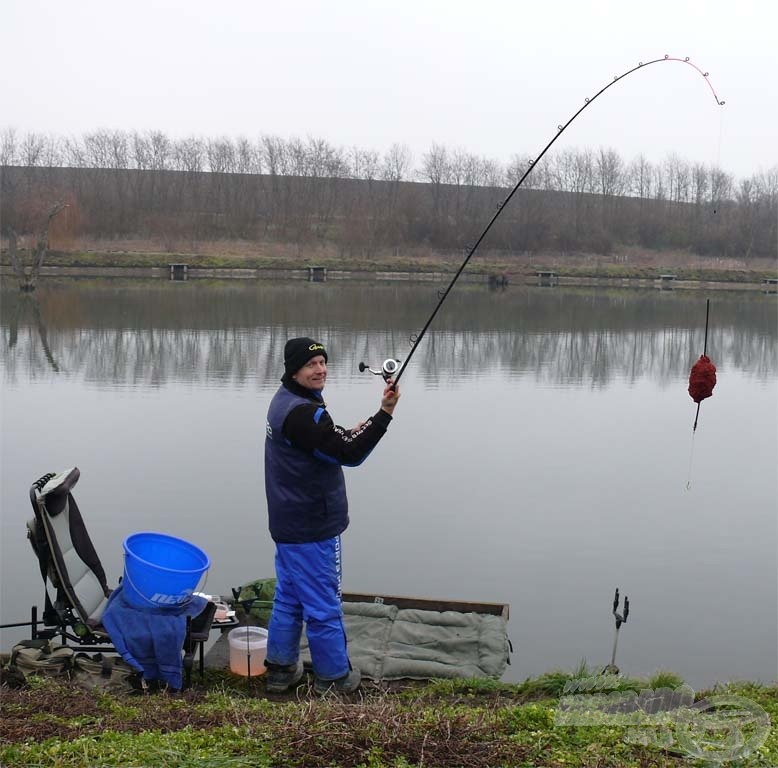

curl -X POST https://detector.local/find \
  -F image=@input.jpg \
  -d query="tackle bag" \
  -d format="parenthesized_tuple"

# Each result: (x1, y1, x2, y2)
(3, 639, 142, 694)
(72, 652, 143, 694)
(9, 638, 75, 679)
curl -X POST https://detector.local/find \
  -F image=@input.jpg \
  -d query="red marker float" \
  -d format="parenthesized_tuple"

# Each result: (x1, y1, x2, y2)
(689, 299, 716, 432)
(686, 299, 716, 489)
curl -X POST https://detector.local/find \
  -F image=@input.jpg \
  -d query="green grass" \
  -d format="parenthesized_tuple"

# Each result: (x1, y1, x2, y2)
(2, 247, 774, 284)
(3, 668, 776, 767)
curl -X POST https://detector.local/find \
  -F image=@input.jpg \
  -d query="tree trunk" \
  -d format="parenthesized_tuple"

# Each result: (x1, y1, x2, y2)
(7, 229, 29, 290)
(10, 202, 68, 291)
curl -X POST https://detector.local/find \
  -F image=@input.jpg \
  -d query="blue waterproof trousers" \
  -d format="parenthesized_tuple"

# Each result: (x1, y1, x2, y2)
(266, 536, 350, 681)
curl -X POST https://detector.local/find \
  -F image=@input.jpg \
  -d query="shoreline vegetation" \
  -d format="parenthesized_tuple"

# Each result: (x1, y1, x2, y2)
(1, 665, 776, 767)
(3, 143, 776, 293)
(2, 239, 776, 289)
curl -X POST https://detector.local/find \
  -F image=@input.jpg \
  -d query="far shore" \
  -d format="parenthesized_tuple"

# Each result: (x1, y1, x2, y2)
(1, 240, 776, 290)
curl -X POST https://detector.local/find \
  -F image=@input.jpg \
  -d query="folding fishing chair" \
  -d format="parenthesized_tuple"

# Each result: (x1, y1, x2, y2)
(25, 467, 216, 687)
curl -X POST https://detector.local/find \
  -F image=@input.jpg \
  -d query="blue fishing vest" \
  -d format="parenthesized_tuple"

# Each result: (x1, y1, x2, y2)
(264, 385, 349, 543)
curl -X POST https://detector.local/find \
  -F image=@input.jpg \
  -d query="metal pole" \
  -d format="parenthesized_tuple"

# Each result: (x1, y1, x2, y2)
(610, 626, 620, 669)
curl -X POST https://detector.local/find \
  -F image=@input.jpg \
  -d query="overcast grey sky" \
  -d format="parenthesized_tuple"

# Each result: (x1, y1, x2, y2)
(2, 0, 776, 180)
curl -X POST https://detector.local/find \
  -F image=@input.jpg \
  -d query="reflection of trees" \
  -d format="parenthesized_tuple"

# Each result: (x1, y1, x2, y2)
(4, 293, 60, 372)
(1, 283, 775, 387)
(419, 325, 776, 387)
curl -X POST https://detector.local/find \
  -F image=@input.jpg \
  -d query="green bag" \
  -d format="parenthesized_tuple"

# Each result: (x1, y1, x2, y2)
(72, 652, 143, 694)
(5, 640, 141, 694)
(9, 638, 74, 680)
(237, 578, 276, 626)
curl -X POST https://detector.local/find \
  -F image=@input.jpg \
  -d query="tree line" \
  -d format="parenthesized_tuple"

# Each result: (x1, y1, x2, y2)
(1, 128, 776, 260)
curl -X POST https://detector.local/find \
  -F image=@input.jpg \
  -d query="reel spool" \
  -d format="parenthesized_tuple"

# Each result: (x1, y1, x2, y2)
(358, 358, 401, 381)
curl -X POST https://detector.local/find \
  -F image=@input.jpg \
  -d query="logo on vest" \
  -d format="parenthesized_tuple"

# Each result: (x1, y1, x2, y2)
(266, 420, 273, 438)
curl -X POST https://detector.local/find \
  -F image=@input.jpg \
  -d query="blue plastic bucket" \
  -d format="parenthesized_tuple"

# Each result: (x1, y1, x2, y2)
(122, 531, 210, 610)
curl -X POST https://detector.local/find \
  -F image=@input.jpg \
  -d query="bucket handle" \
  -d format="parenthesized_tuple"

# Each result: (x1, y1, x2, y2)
(122, 559, 209, 609)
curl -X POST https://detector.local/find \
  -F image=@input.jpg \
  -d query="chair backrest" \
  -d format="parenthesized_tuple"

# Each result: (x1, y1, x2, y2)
(27, 468, 112, 627)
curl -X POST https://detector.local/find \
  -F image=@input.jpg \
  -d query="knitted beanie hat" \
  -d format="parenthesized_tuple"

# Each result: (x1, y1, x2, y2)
(284, 337, 328, 376)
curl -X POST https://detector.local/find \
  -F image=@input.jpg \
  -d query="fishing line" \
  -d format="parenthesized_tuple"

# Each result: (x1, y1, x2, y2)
(359, 55, 725, 384)
(710, 92, 725, 216)
(685, 432, 697, 492)
(716, 106, 725, 173)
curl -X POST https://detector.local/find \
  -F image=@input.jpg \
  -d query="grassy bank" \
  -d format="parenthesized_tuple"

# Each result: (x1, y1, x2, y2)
(2, 239, 776, 285)
(2, 668, 776, 767)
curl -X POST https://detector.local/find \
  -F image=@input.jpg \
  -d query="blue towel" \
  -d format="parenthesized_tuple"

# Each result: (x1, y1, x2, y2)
(101, 584, 208, 689)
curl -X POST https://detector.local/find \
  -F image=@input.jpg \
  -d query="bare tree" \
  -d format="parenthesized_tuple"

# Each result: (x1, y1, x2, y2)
(553, 148, 594, 237)
(62, 135, 88, 167)
(628, 154, 653, 200)
(709, 166, 733, 206)
(1, 127, 18, 165)
(596, 147, 625, 231)
(349, 147, 381, 181)
(480, 156, 504, 188)
(235, 136, 260, 174)
(419, 142, 449, 185)
(83, 131, 111, 168)
(107, 130, 129, 169)
(753, 167, 778, 257)
(206, 137, 236, 174)
(505, 152, 535, 188)
(20, 133, 48, 166)
(381, 143, 412, 182)
(286, 137, 309, 176)
(419, 142, 451, 226)
(173, 136, 205, 173)
(7, 201, 69, 291)
(148, 131, 172, 171)
(131, 131, 151, 170)
(596, 147, 624, 197)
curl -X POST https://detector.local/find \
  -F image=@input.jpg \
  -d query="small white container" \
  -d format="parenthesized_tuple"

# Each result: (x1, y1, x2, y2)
(228, 626, 268, 676)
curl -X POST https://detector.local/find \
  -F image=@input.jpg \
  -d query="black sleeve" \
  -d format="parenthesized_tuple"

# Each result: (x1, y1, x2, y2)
(282, 404, 392, 467)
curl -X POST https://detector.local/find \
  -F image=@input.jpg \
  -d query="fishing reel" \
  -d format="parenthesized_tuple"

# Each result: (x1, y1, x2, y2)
(358, 358, 402, 382)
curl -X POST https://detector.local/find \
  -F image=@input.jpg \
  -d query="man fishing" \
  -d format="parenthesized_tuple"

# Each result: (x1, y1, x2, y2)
(263, 337, 400, 694)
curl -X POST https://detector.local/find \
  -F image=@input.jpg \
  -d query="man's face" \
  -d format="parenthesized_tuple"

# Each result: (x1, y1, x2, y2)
(292, 355, 327, 391)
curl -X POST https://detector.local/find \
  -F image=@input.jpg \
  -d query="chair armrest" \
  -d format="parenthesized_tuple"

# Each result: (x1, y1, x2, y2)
(189, 601, 216, 642)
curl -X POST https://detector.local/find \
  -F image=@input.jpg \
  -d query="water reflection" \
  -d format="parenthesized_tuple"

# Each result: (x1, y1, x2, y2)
(5, 294, 60, 373)
(2, 281, 775, 387)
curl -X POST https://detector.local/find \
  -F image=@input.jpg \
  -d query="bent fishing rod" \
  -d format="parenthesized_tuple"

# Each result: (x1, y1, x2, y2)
(358, 55, 724, 386)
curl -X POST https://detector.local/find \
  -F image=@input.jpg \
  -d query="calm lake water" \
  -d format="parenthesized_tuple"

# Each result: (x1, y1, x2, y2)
(1, 279, 776, 688)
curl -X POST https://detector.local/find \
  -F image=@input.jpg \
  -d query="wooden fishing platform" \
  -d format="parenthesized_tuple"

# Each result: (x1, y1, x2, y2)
(342, 591, 509, 620)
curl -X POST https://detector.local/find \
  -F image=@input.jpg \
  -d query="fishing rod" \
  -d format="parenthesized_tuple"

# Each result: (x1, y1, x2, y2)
(358, 55, 724, 385)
